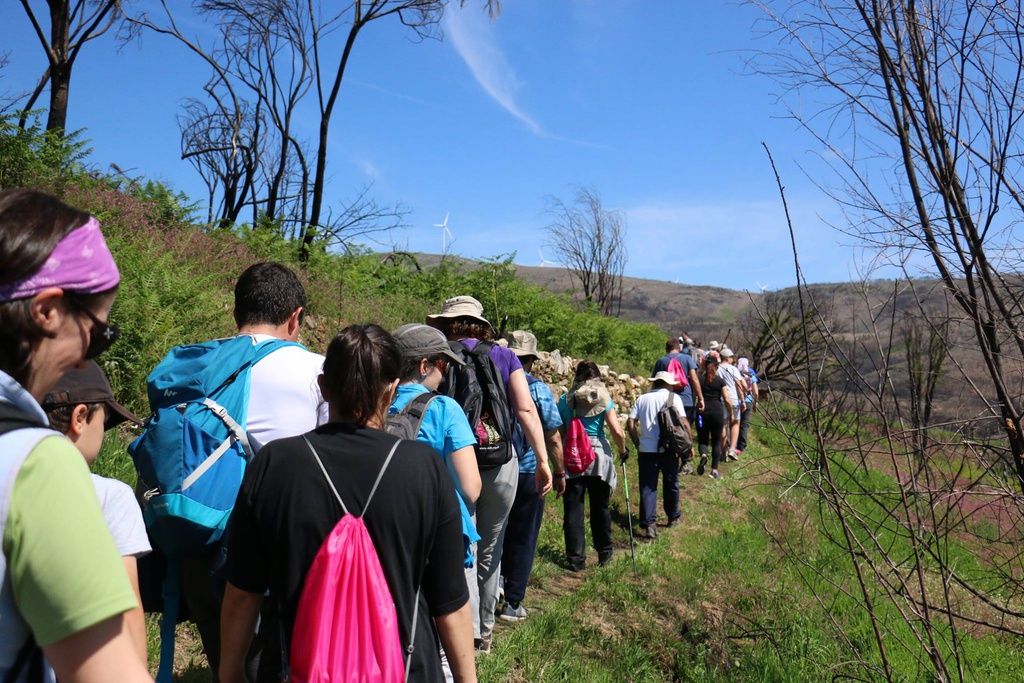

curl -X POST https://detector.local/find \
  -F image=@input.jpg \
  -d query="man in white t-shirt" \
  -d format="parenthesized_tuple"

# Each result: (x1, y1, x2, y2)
(185, 262, 326, 681)
(627, 371, 688, 538)
(716, 348, 747, 461)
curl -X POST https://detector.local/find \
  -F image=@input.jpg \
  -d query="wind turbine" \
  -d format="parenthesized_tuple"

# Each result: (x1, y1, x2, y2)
(538, 247, 558, 267)
(756, 280, 768, 293)
(434, 212, 453, 256)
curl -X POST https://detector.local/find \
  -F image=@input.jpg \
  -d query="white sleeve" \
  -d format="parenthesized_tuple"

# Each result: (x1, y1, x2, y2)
(92, 475, 152, 557)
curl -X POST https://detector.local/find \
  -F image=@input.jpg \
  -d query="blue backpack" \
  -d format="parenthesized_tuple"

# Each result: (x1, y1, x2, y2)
(129, 334, 298, 683)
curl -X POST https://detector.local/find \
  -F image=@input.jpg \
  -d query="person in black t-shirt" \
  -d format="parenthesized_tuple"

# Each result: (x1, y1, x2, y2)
(220, 324, 476, 683)
(697, 352, 730, 479)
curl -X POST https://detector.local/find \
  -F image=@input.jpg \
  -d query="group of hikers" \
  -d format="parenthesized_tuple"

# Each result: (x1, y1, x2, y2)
(0, 189, 758, 683)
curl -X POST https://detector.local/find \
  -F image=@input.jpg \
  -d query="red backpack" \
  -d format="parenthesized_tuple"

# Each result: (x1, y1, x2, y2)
(290, 436, 419, 683)
(667, 356, 690, 389)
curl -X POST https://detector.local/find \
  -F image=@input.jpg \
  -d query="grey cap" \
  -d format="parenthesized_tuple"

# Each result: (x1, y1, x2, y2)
(393, 323, 465, 365)
(506, 330, 540, 358)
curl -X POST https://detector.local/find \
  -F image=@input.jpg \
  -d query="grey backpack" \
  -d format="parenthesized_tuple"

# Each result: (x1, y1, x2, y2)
(385, 392, 437, 440)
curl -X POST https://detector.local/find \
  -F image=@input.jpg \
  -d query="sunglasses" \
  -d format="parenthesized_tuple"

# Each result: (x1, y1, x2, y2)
(69, 298, 121, 359)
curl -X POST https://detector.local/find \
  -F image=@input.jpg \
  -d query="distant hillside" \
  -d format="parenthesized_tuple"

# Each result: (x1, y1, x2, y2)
(411, 253, 757, 345)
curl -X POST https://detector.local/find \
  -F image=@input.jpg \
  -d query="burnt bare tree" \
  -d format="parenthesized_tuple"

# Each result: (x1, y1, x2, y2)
(544, 185, 628, 317)
(741, 2, 1024, 678)
(129, 0, 498, 253)
(17, 0, 125, 134)
(752, 0, 1024, 489)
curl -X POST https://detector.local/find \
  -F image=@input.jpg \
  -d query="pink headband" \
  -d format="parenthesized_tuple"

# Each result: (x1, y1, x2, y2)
(0, 217, 120, 302)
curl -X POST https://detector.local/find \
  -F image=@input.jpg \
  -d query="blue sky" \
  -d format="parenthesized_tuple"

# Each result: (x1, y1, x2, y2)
(2, 1, 871, 290)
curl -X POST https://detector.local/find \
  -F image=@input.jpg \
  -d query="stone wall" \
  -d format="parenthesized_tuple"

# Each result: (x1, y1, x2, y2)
(529, 350, 650, 418)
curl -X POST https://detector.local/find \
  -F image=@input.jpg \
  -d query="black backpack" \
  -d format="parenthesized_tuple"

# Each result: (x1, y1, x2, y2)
(657, 392, 693, 458)
(384, 392, 437, 440)
(439, 340, 514, 469)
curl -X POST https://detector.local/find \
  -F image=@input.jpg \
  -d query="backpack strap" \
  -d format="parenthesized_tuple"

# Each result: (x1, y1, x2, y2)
(400, 393, 437, 440)
(3, 635, 44, 683)
(301, 435, 401, 518)
(0, 403, 46, 436)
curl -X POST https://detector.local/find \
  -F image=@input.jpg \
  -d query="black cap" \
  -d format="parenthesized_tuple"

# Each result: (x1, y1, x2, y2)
(42, 361, 142, 430)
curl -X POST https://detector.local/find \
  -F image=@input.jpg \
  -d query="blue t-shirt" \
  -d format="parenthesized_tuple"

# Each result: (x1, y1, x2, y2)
(652, 352, 697, 407)
(388, 383, 481, 563)
(515, 374, 563, 474)
(557, 394, 615, 437)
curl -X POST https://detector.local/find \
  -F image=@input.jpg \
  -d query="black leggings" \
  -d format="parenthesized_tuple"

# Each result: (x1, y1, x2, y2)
(697, 406, 726, 471)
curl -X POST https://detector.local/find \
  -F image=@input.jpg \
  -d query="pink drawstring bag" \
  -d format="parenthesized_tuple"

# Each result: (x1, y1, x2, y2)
(563, 417, 597, 474)
(290, 436, 419, 683)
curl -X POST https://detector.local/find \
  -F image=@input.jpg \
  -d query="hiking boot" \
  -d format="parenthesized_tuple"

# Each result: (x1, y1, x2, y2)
(667, 516, 681, 528)
(598, 553, 614, 567)
(696, 454, 707, 476)
(647, 524, 659, 539)
(475, 636, 492, 655)
(499, 602, 529, 622)
(709, 470, 720, 479)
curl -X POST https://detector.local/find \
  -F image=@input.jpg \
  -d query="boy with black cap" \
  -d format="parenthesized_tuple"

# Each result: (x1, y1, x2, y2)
(42, 361, 150, 665)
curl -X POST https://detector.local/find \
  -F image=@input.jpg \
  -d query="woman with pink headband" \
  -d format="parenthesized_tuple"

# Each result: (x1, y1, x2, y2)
(0, 189, 153, 682)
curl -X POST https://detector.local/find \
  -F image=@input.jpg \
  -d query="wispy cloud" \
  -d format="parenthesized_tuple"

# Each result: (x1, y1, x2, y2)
(355, 158, 380, 182)
(444, 7, 542, 135)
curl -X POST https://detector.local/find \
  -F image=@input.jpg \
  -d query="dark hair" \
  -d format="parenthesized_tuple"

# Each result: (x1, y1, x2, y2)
(44, 402, 103, 435)
(322, 324, 401, 425)
(233, 262, 307, 328)
(0, 189, 94, 385)
(573, 360, 601, 384)
(399, 354, 448, 382)
(435, 317, 493, 341)
(666, 337, 681, 352)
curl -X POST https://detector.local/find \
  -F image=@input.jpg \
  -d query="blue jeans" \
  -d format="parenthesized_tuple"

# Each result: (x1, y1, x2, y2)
(500, 471, 546, 605)
(638, 452, 680, 527)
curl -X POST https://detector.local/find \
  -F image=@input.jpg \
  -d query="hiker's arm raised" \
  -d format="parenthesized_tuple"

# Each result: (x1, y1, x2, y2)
(689, 368, 704, 412)
(436, 602, 477, 683)
(219, 583, 263, 683)
(43, 614, 153, 683)
(121, 556, 147, 665)
(449, 444, 482, 503)
(626, 416, 639, 448)
(545, 427, 565, 496)
(604, 407, 628, 454)
(508, 368, 552, 496)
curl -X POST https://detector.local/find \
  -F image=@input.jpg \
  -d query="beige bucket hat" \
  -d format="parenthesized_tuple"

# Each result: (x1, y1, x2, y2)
(506, 330, 539, 359)
(425, 295, 493, 332)
(648, 370, 681, 386)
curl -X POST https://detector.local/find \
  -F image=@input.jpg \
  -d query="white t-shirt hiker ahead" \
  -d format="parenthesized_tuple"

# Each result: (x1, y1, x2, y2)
(628, 388, 686, 454)
(244, 334, 328, 451)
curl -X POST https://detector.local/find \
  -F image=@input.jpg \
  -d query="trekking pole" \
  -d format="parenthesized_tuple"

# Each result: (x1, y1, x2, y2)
(620, 457, 639, 579)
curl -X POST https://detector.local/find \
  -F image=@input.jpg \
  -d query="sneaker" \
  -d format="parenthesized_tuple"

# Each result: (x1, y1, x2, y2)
(499, 602, 529, 622)
(598, 553, 614, 567)
(475, 636, 492, 654)
(709, 470, 720, 479)
(734, 450, 742, 460)
(667, 516, 681, 528)
(682, 463, 694, 475)
(726, 448, 737, 462)
(647, 524, 659, 539)
(696, 454, 707, 476)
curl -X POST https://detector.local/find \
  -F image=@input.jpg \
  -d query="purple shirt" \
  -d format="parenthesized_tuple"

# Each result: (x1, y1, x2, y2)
(460, 338, 523, 390)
